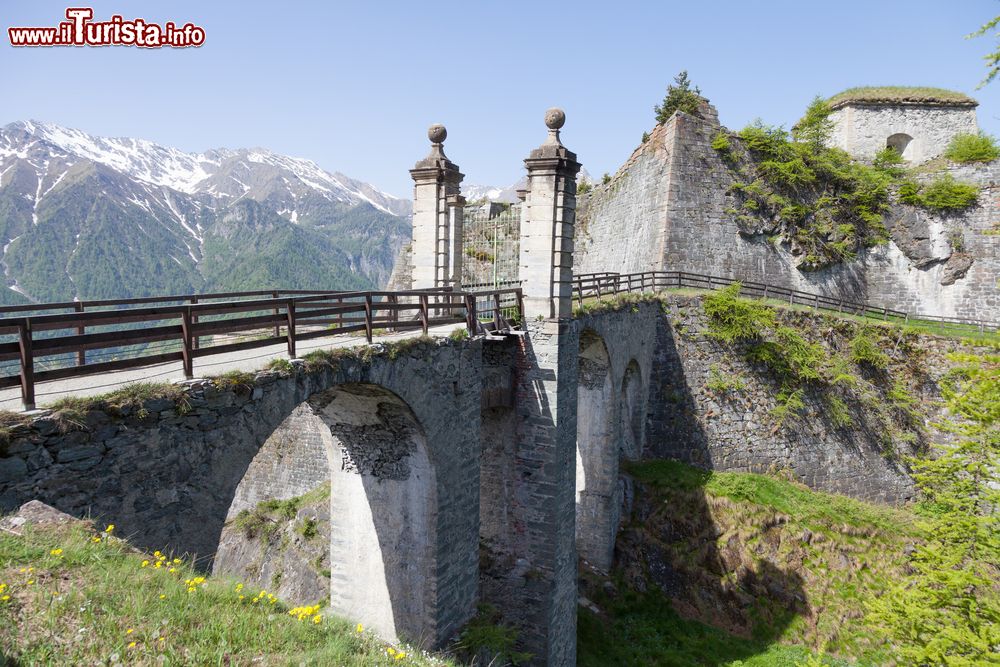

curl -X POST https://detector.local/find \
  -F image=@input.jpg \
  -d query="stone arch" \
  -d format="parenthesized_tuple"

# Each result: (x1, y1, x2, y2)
(214, 382, 437, 646)
(886, 133, 914, 160)
(575, 328, 617, 572)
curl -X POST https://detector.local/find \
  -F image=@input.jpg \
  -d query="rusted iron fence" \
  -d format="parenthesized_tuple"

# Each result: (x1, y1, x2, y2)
(573, 271, 999, 335)
(0, 286, 523, 410)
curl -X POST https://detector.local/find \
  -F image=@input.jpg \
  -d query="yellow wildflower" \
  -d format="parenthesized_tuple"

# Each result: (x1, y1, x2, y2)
(141, 560, 150, 568)
(158, 637, 165, 642)
(159, 594, 166, 600)
(154, 551, 161, 558)
(127, 641, 136, 649)
(49, 548, 63, 556)
(395, 653, 406, 661)
(387, 647, 397, 657)
(187, 587, 196, 593)
(312, 614, 322, 624)
(238, 595, 245, 600)
(355, 623, 363, 633)
(105, 524, 115, 533)
(126, 628, 134, 635)
(91, 536, 102, 543)
(235, 583, 243, 592)
(26, 580, 33, 585)
(1, 595, 9, 602)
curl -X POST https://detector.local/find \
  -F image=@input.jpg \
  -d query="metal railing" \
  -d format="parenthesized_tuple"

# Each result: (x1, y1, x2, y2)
(0, 286, 524, 410)
(572, 271, 1000, 335)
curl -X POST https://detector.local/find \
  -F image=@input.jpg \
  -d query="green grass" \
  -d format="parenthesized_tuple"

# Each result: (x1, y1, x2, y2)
(624, 460, 915, 534)
(589, 459, 934, 664)
(578, 591, 846, 667)
(828, 86, 975, 106)
(0, 521, 449, 666)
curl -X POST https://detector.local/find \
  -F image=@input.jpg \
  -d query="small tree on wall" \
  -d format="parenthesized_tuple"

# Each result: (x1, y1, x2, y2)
(654, 70, 705, 123)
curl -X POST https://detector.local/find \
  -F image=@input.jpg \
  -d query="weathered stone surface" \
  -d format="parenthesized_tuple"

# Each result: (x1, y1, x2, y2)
(828, 101, 978, 163)
(941, 253, 974, 286)
(0, 500, 80, 533)
(0, 457, 27, 484)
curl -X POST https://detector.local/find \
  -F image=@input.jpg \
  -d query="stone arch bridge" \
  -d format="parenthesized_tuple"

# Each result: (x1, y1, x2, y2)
(0, 111, 916, 665)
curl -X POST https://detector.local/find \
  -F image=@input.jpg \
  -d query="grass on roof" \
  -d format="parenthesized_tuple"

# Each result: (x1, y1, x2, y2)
(828, 86, 975, 106)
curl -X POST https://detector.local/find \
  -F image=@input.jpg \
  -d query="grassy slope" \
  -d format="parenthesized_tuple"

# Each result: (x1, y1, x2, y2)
(0, 521, 450, 666)
(578, 460, 925, 667)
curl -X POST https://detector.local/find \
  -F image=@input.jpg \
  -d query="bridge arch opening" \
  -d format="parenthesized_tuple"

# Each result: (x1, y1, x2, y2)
(620, 360, 643, 460)
(214, 382, 436, 646)
(575, 329, 617, 572)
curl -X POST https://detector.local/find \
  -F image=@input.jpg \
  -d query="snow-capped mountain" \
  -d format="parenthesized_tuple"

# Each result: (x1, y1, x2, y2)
(0, 121, 411, 304)
(463, 168, 594, 204)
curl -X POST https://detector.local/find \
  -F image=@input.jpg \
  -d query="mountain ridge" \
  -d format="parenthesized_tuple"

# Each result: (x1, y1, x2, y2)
(0, 121, 412, 304)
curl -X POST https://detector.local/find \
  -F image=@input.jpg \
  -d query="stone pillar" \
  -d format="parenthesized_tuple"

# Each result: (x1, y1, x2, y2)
(519, 109, 581, 320)
(447, 194, 466, 287)
(410, 124, 464, 289)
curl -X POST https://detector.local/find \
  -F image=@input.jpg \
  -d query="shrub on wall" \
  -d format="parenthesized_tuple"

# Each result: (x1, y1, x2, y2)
(943, 132, 1000, 163)
(899, 175, 979, 212)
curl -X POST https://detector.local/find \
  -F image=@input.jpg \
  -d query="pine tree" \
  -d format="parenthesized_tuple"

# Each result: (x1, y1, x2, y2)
(866, 352, 1000, 665)
(792, 96, 834, 151)
(654, 71, 704, 124)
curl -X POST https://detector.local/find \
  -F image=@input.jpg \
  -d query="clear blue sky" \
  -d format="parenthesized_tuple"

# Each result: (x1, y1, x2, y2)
(4, 1, 1000, 197)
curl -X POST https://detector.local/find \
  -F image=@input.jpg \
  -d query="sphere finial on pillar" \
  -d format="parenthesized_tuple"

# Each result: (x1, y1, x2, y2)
(428, 123, 447, 144)
(543, 108, 565, 146)
(426, 124, 447, 158)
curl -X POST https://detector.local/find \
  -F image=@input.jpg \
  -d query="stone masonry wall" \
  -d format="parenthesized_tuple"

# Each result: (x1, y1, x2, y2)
(644, 294, 985, 503)
(829, 104, 978, 163)
(0, 338, 483, 648)
(575, 108, 1000, 322)
(221, 402, 332, 521)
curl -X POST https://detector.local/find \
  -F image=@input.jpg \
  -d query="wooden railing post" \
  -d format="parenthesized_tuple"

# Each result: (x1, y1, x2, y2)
(493, 292, 502, 330)
(364, 294, 373, 344)
(272, 290, 280, 338)
(516, 289, 525, 326)
(420, 294, 430, 335)
(286, 300, 297, 357)
(388, 294, 398, 333)
(74, 302, 85, 366)
(464, 293, 477, 336)
(576, 277, 584, 306)
(190, 296, 199, 350)
(18, 318, 34, 411)
(181, 307, 194, 379)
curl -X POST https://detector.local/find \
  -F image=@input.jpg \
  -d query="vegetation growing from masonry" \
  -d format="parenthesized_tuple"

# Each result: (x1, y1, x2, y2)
(654, 70, 705, 123)
(453, 604, 532, 666)
(943, 131, 1000, 163)
(866, 352, 1000, 665)
(700, 284, 925, 439)
(714, 97, 979, 269)
(45, 382, 191, 428)
(0, 520, 449, 665)
(898, 174, 980, 212)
